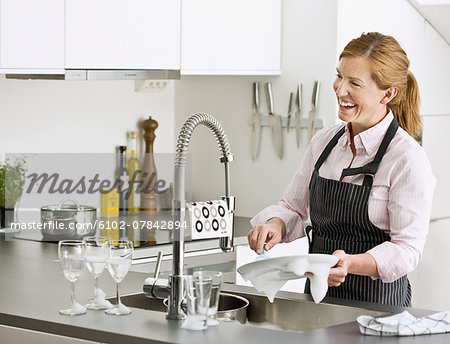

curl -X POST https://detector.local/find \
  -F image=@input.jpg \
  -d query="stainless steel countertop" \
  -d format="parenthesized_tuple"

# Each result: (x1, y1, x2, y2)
(1, 218, 449, 343)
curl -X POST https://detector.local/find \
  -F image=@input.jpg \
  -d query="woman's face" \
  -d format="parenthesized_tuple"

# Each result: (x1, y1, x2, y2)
(333, 56, 393, 133)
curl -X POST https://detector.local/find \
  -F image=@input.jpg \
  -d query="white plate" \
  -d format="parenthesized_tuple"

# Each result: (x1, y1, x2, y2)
(237, 254, 338, 303)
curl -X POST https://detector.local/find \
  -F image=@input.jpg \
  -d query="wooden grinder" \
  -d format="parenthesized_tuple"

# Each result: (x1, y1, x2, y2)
(141, 116, 158, 212)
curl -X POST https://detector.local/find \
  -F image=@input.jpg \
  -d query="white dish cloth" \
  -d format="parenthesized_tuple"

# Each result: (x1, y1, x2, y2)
(357, 310, 450, 336)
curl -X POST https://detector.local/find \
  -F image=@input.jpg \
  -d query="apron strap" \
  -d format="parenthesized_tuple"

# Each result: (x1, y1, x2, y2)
(340, 118, 399, 187)
(314, 126, 346, 170)
(305, 225, 314, 250)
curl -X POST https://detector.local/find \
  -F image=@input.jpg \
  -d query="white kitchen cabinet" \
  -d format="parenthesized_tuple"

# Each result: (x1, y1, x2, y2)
(181, 0, 281, 75)
(0, 0, 64, 73)
(421, 22, 450, 115)
(422, 115, 450, 219)
(408, 219, 450, 311)
(65, 0, 181, 70)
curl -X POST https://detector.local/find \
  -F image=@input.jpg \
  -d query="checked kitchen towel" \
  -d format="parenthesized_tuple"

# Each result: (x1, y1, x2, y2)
(357, 311, 450, 336)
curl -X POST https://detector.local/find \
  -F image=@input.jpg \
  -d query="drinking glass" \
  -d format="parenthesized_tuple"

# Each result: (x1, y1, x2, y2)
(181, 274, 212, 331)
(105, 240, 134, 315)
(194, 271, 223, 326)
(58, 240, 86, 315)
(83, 236, 113, 310)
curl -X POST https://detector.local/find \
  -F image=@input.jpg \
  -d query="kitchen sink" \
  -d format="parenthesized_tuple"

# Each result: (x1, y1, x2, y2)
(111, 287, 390, 332)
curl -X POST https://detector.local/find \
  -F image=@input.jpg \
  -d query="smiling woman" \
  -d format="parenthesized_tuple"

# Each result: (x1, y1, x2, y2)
(248, 32, 435, 307)
(338, 32, 422, 140)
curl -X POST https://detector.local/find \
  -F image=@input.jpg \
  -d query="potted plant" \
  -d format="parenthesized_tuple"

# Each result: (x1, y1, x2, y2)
(0, 157, 27, 228)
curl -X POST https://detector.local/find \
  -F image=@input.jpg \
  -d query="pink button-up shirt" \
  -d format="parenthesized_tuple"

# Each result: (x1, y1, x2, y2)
(250, 112, 435, 283)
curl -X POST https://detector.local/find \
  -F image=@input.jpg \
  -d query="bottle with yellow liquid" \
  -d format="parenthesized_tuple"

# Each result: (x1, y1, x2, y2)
(99, 217, 120, 244)
(100, 188, 119, 218)
(99, 188, 120, 245)
(127, 131, 141, 213)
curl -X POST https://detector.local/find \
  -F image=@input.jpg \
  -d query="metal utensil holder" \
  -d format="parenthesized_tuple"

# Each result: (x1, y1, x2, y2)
(253, 116, 323, 130)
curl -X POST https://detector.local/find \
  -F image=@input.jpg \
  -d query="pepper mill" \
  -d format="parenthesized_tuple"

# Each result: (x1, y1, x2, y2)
(141, 116, 158, 212)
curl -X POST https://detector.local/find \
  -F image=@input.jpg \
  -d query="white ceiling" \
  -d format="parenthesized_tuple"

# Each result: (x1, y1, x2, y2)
(408, 0, 450, 44)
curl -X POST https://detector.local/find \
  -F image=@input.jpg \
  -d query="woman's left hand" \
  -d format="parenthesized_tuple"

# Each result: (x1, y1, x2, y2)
(328, 250, 351, 287)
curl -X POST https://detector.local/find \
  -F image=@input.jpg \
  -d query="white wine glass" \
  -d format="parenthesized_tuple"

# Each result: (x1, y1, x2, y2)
(58, 240, 86, 315)
(83, 236, 113, 310)
(105, 240, 134, 315)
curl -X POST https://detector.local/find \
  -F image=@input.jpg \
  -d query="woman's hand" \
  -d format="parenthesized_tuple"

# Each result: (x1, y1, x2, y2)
(247, 218, 286, 254)
(328, 250, 350, 287)
(327, 250, 380, 287)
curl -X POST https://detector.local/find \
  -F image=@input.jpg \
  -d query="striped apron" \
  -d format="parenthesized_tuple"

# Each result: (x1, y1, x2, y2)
(304, 117, 412, 306)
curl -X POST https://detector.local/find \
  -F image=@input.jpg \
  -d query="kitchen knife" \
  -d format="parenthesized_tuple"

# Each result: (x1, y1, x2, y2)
(251, 82, 262, 161)
(287, 92, 294, 133)
(265, 83, 283, 159)
(295, 83, 302, 147)
(308, 81, 320, 142)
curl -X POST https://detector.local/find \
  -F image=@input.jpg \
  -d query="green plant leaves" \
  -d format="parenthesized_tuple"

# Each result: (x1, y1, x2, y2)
(0, 157, 27, 208)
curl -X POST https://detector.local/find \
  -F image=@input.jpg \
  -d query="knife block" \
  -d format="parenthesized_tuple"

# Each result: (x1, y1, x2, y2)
(141, 116, 158, 212)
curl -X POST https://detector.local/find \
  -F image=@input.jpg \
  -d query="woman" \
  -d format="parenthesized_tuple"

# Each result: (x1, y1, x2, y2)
(248, 32, 435, 307)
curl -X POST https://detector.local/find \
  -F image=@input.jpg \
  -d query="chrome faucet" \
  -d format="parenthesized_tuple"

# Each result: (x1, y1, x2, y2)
(144, 113, 235, 320)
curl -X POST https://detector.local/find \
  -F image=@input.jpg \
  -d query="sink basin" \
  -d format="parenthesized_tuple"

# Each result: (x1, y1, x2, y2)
(112, 288, 390, 332)
(109, 292, 249, 324)
(235, 289, 389, 332)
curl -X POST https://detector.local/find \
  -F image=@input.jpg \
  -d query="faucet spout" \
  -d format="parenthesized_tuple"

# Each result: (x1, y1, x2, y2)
(167, 113, 235, 320)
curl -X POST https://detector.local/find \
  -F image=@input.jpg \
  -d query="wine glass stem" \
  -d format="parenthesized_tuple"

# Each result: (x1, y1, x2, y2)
(94, 277, 99, 291)
(116, 282, 121, 306)
(70, 282, 75, 307)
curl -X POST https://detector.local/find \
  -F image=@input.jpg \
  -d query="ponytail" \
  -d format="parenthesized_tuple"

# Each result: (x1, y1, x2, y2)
(389, 70, 422, 139)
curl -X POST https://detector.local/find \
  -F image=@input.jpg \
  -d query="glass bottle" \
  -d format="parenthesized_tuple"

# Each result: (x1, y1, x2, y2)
(115, 146, 129, 217)
(127, 131, 141, 214)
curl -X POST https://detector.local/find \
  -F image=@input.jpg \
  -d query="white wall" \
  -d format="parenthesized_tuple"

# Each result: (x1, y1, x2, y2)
(0, 78, 175, 154)
(174, 0, 338, 217)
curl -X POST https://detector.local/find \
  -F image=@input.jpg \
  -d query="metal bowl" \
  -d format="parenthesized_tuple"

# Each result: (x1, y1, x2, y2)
(162, 292, 249, 324)
(217, 292, 249, 324)
(40, 199, 97, 240)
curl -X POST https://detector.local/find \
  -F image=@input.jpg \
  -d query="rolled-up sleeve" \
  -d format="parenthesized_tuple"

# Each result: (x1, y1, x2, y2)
(367, 149, 436, 283)
(250, 143, 315, 242)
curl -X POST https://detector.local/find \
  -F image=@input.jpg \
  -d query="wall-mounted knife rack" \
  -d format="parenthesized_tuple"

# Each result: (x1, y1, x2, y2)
(250, 116, 324, 130)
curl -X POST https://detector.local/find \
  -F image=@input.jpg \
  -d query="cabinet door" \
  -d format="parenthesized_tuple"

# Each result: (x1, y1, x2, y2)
(0, 0, 64, 73)
(65, 0, 181, 69)
(181, 0, 281, 75)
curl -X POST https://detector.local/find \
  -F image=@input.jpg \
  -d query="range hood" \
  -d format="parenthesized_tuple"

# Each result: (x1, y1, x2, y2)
(5, 69, 181, 80)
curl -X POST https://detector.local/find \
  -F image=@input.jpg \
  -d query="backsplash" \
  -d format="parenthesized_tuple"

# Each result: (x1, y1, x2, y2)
(0, 77, 176, 154)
